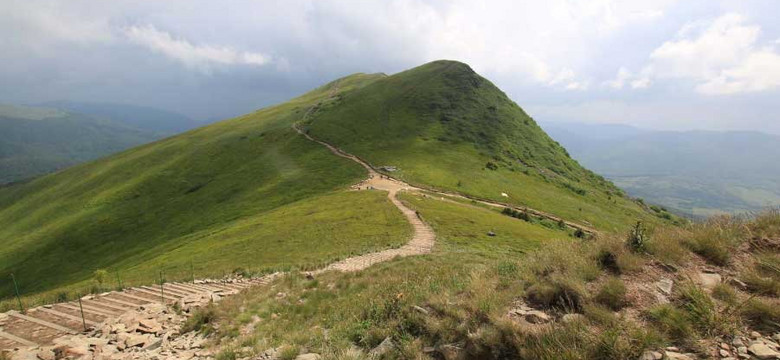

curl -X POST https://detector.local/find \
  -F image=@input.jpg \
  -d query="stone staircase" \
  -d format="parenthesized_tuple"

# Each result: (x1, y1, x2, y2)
(0, 277, 274, 352)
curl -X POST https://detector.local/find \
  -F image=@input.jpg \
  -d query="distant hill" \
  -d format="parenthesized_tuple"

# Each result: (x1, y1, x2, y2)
(540, 121, 780, 216)
(39, 101, 200, 134)
(0, 60, 661, 300)
(0, 104, 164, 184)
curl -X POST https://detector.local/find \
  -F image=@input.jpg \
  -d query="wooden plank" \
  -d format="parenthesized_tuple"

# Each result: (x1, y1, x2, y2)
(158, 285, 192, 297)
(116, 292, 156, 303)
(166, 283, 202, 294)
(88, 298, 134, 311)
(35, 307, 98, 326)
(99, 295, 141, 308)
(84, 300, 130, 312)
(133, 287, 177, 300)
(206, 283, 236, 291)
(140, 286, 185, 298)
(58, 303, 114, 317)
(172, 283, 210, 291)
(8, 311, 78, 334)
(187, 283, 224, 292)
(0, 330, 37, 347)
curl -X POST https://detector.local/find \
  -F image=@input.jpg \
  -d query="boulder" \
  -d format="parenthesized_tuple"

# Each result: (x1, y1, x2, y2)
(368, 337, 395, 358)
(698, 273, 722, 290)
(664, 351, 694, 360)
(295, 354, 321, 360)
(656, 279, 674, 295)
(748, 343, 780, 359)
(125, 333, 151, 348)
(524, 310, 551, 324)
(639, 350, 663, 360)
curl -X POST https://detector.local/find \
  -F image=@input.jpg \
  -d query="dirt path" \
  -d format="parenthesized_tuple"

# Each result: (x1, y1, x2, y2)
(294, 124, 436, 273)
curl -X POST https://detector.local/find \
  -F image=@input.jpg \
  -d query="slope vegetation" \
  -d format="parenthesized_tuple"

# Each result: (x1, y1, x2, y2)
(305, 60, 656, 231)
(0, 74, 410, 301)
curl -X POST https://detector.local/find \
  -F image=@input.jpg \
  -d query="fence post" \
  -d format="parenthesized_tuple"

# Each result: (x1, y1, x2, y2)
(190, 261, 195, 284)
(77, 295, 87, 331)
(159, 270, 165, 304)
(11, 273, 23, 313)
(115, 269, 123, 290)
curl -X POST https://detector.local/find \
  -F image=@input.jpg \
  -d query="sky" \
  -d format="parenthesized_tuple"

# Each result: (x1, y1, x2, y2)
(2, 0, 779, 133)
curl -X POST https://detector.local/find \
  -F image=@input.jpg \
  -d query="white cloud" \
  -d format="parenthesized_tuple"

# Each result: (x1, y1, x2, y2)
(124, 24, 272, 72)
(605, 66, 652, 90)
(647, 13, 780, 94)
(606, 67, 632, 89)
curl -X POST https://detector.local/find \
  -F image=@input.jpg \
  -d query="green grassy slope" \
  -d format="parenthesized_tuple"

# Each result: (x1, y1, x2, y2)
(305, 60, 657, 231)
(0, 73, 409, 301)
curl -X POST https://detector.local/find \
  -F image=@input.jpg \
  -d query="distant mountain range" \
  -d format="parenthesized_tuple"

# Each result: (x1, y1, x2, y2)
(539, 121, 780, 217)
(0, 102, 199, 184)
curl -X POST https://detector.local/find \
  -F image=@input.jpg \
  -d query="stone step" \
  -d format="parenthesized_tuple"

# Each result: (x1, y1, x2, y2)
(0, 330, 37, 347)
(35, 307, 98, 327)
(8, 310, 78, 334)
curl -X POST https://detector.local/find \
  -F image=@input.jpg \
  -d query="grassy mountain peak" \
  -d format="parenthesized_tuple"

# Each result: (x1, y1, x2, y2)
(306, 60, 652, 230)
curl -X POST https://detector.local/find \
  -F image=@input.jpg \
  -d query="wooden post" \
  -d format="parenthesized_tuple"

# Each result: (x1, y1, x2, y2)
(159, 270, 165, 303)
(11, 273, 23, 313)
(77, 296, 87, 331)
(190, 261, 195, 284)
(115, 269, 123, 290)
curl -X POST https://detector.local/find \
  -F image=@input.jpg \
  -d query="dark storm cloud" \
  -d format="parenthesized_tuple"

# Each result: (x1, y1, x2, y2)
(1, 0, 778, 132)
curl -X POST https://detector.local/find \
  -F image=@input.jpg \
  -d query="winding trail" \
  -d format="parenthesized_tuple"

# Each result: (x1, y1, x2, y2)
(294, 123, 436, 273)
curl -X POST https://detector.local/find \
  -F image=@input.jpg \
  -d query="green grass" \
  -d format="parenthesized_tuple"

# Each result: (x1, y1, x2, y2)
(210, 191, 676, 359)
(307, 60, 661, 232)
(0, 75, 406, 302)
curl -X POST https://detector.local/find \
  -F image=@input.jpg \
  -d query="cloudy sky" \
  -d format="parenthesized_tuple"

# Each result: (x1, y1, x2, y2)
(2, 0, 779, 133)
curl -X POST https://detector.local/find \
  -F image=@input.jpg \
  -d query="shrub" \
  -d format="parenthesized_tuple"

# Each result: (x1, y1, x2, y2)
(526, 276, 586, 311)
(683, 216, 745, 266)
(595, 277, 627, 310)
(181, 305, 217, 334)
(574, 228, 586, 238)
(647, 304, 694, 342)
(594, 236, 643, 274)
(711, 284, 737, 305)
(485, 162, 498, 170)
(583, 304, 617, 326)
(93, 269, 108, 290)
(215, 348, 236, 360)
(279, 346, 300, 360)
(664, 284, 737, 337)
(741, 270, 780, 297)
(741, 298, 780, 332)
(627, 222, 648, 252)
(645, 226, 688, 265)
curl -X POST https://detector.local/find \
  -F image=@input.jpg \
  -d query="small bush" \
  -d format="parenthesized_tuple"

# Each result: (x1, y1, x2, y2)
(574, 228, 586, 238)
(741, 298, 780, 332)
(181, 305, 217, 334)
(626, 222, 648, 252)
(526, 276, 586, 311)
(485, 161, 498, 170)
(683, 216, 745, 266)
(675, 284, 736, 337)
(741, 270, 780, 297)
(583, 304, 617, 326)
(595, 277, 627, 310)
(711, 284, 737, 305)
(279, 346, 300, 360)
(93, 269, 108, 290)
(645, 226, 688, 265)
(750, 209, 780, 239)
(647, 304, 694, 343)
(215, 348, 236, 360)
